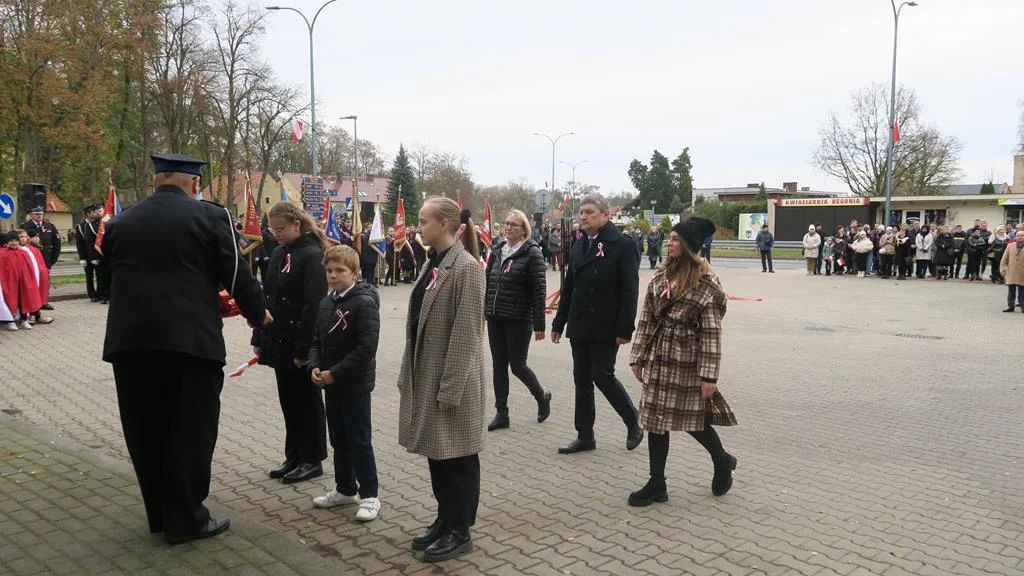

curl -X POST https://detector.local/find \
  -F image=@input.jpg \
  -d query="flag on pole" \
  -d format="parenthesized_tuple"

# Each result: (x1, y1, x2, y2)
(457, 191, 464, 210)
(292, 119, 304, 144)
(892, 119, 901, 145)
(369, 204, 387, 257)
(93, 185, 121, 255)
(351, 182, 362, 254)
(479, 200, 492, 248)
(393, 197, 408, 251)
(325, 202, 342, 245)
(242, 175, 262, 241)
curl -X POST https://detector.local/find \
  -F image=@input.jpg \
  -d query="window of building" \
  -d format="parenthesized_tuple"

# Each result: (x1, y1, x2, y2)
(1004, 208, 1024, 227)
(924, 209, 947, 226)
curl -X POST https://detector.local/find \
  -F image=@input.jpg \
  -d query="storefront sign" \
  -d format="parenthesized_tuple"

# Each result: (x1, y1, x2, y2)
(778, 197, 870, 207)
(997, 198, 1024, 206)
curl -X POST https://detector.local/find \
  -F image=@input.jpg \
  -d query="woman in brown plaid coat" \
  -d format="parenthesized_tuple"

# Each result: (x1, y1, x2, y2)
(398, 197, 487, 563)
(628, 217, 737, 507)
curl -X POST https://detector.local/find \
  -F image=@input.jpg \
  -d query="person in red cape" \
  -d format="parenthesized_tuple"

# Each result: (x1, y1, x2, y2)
(0, 231, 41, 330)
(21, 228, 53, 324)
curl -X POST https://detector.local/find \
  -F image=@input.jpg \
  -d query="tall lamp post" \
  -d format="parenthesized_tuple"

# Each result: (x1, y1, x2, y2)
(340, 115, 358, 218)
(534, 132, 574, 202)
(268, 0, 338, 177)
(560, 159, 588, 215)
(883, 0, 917, 226)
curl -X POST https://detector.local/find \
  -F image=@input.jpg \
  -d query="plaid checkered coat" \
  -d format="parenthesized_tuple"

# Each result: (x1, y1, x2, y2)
(398, 244, 488, 461)
(629, 269, 737, 433)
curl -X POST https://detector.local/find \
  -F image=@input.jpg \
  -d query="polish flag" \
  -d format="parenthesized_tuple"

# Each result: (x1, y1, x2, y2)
(292, 119, 304, 144)
(892, 119, 901, 145)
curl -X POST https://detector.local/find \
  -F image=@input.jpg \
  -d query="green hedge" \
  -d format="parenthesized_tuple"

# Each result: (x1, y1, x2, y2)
(693, 201, 768, 235)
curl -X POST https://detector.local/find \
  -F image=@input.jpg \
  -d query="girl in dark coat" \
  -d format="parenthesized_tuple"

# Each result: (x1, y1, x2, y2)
(932, 227, 955, 280)
(483, 209, 551, 431)
(252, 202, 329, 484)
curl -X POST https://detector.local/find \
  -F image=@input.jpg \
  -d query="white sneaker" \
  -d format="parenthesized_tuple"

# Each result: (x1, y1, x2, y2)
(312, 489, 360, 509)
(19, 320, 32, 330)
(6, 322, 18, 331)
(355, 497, 380, 522)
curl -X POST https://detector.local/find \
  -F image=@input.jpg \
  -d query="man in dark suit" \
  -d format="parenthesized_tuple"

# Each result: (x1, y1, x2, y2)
(21, 206, 61, 268)
(75, 203, 104, 302)
(551, 194, 643, 454)
(101, 153, 269, 545)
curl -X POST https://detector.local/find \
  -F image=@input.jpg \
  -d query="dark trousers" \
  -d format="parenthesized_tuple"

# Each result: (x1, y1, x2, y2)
(487, 318, 544, 411)
(880, 254, 894, 278)
(953, 251, 964, 276)
(361, 261, 377, 286)
(760, 250, 773, 272)
(897, 255, 911, 278)
(112, 352, 223, 538)
(815, 253, 823, 274)
(824, 259, 832, 275)
(916, 259, 930, 278)
(980, 252, 989, 275)
(648, 255, 659, 269)
(427, 455, 480, 531)
(96, 262, 111, 300)
(273, 362, 327, 464)
(256, 260, 269, 284)
(569, 340, 638, 441)
(966, 253, 982, 278)
(700, 246, 711, 262)
(84, 262, 98, 299)
(855, 253, 867, 273)
(990, 256, 1004, 282)
(325, 389, 378, 498)
(1008, 285, 1024, 309)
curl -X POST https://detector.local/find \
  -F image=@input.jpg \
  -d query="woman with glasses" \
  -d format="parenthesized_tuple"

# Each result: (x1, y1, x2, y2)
(483, 209, 552, 431)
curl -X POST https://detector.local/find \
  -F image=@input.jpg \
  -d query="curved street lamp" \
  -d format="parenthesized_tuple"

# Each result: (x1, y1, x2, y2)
(883, 0, 918, 226)
(560, 159, 588, 215)
(534, 132, 574, 201)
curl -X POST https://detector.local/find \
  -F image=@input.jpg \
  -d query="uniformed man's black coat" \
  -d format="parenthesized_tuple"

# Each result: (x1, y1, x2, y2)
(552, 221, 639, 343)
(251, 233, 327, 367)
(100, 185, 265, 366)
(20, 218, 61, 267)
(75, 218, 101, 262)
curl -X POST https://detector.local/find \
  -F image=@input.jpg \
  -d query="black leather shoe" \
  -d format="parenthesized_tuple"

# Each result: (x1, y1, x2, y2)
(411, 519, 446, 551)
(626, 425, 644, 451)
(268, 459, 297, 479)
(487, 411, 510, 432)
(628, 478, 668, 507)
(281, 462, 323, 484)
(423, 529, 473, 562)
(557, 438, 596, 454)
(166, 517, 230, 545)
(41, 303, 54, 311)
(537, 392, 552, 423)
(712, 454, 738, 496)
(1004, 307, 1015, 313)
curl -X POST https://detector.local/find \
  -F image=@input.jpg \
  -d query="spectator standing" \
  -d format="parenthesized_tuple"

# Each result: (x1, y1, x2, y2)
(965, 229, 987, 281)
(814, 224, 825, 274)
(833, 229, 848, 275)
(915, 226, 934, 279)
(75, 203, 104, 302)
(878, 227, 896, 279)
(894, 226, 911, 280)
(701, 235, 713, 263)
(802, 225, 820, 276)
(822, 237, 835, 276)
(548, 222, 564, 272)
(989, 225, 1009, 284)
(1001, 224, 1024, 312)
(977, 221, 992, 276)
(952, 225, 968, 279)
(932, 226, 955, 280)
(851, 232, 873, 278)
(755, 224, 774, 273)
(646, 228, 663, 270)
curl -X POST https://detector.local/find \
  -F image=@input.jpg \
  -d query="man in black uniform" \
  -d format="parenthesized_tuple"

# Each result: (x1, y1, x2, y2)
(101, 153, 269, 545)
(22, 205, 61, 309)
(75, 203, 104, 302)
(551, 193, 643, 454)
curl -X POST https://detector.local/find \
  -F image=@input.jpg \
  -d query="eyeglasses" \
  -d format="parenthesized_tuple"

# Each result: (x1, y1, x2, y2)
(504, 222, 522, 228)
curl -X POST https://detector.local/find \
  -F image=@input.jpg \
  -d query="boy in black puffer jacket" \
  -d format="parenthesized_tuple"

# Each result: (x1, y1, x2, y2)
(307, 245, 382, 522)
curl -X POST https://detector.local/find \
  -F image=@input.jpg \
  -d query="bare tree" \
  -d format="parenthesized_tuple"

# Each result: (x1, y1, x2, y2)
(814, 84, 961, 196)
(408, 142, 436, 187)
(247, 81, 307, 210)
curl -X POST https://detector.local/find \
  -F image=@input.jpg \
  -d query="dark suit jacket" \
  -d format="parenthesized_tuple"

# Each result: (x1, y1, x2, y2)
(101, 185, 265, 366)
(552, 221, 639, 343)
(20, 218, 61, 267)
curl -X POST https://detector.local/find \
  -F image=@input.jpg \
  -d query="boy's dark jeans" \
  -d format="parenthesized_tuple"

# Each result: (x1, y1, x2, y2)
(760, 250, 773, 272)
(325, 388, 378, 498)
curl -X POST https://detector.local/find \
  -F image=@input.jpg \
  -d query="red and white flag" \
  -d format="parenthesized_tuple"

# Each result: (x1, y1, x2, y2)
(892, 119, 901, 145)
(93, 186, 121, 255)
(479, 200, 492, 248)
(292, 119, 304, 144)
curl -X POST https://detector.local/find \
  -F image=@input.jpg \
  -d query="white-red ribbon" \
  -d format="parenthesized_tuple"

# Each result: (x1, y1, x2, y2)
(228, 357, 258, 378)
(282, 253, 292, 273)
(427, 268, 440, 291)
(659, 279, 671, 300)
(596, 242, 605, 258)
(329, 310, 351, 333)
(503, 259, 513, 273)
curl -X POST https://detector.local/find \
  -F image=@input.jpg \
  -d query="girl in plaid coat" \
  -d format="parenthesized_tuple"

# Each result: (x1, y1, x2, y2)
(628, 217, 738, 507)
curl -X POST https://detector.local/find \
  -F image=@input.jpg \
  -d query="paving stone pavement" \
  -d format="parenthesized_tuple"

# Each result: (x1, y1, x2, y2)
(1, 267, 1022, 575)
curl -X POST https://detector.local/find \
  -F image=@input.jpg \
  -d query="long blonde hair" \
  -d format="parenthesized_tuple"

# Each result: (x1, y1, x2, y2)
(425, 197, 480, 261)
(663, 236, 709, 299)
(268, 202, 328, 249)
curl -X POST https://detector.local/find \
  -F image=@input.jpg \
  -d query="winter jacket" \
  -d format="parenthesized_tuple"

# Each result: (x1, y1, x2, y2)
(485, 239, 547, 332)
(932, 233, 955, 266)
(307, 282, 380, 395)
(755, 230, 774, 252)
(952, 230, 968, 252)
(915, 232, 934, 261)
(966, 235, 988, 256)
(646, 232, 663, 256)
(990, 235, 1008, 260)
(802, 233, 821, 258)
(251, 233, 328, 367)
(1000, 241, 1024, 285)
(878, 232, 896, 255)
(852, 236, 873, 254)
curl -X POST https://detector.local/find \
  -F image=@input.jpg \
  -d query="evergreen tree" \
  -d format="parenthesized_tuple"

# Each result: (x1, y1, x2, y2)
(755, 182, 768, 201)
(669, 195, 685, 214)
(385, 145, 420, 225)
(980, 181, 996, 195)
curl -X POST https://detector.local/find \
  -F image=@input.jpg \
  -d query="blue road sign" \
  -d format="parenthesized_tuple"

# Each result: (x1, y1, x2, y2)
(0, 193, 14, 220)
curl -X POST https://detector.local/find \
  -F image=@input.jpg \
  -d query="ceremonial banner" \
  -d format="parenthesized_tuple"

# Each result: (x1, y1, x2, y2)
(238, 176, 263, 256)
(393, 198, 408, 251)
(351, 182, 362, 254)
(93, 186, 121, 255)
(325, 202, 343, 246)
(369, 204, 387, 257)
(292, 119, 304, 144)
(480, 200, 493, 248)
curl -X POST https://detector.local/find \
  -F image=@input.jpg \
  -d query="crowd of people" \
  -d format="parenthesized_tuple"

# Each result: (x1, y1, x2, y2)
(0, 207, 60, 330)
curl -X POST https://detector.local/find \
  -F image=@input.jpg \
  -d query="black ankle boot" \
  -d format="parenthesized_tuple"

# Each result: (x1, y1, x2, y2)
(487, 410, 509, 431)
(628, 477, 667, 507)
(537, 392, 552, 423)
(712, 454, 737, 496)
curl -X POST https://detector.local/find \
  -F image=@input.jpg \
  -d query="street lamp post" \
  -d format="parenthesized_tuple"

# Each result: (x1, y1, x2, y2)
(883, 0, 917, 226)
(340, 115, 358, 216)
(267, 0, 338, 177)
(560, 160, 588, 215)
(534, 132, 574, 207)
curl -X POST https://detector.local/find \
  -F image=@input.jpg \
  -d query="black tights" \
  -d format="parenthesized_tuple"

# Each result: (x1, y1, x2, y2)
(648, 422, 726, 481)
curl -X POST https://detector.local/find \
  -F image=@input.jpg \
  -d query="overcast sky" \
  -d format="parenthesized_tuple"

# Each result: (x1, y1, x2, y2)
(261, 0, 1024, 195)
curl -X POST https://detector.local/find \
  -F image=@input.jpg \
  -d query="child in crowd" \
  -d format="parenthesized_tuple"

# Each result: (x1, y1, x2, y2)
(0, 231, 41, 330)
(307, 245, 382, 522)
(21, 229, 53, 324)
(822, 237, 835, 276)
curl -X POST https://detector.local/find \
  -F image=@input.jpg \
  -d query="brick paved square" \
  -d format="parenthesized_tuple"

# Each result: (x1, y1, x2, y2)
(1, 266, 1022, 575)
